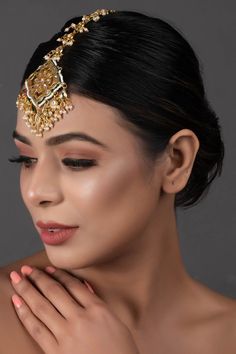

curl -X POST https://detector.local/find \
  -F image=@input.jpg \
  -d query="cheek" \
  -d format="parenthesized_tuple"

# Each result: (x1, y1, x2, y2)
(66, 159, 157, 242)
(19, 171, 30, 211)
(66, 160, 137, 211)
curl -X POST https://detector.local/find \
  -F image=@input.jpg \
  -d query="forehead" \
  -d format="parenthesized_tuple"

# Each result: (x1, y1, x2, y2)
(16, 94, 141, 154)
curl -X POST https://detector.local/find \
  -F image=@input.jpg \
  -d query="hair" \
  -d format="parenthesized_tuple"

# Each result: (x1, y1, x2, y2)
(20, 10, 225, 209)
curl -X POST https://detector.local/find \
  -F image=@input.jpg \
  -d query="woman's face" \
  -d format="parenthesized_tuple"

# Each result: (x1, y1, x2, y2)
(14, 94, 164, 269)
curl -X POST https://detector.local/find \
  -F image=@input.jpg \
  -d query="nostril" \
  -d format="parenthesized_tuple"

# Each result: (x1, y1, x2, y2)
(39, 200, 51, 206)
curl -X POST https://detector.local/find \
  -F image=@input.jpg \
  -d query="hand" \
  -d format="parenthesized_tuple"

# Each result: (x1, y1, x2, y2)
(9, 266, 140, 354)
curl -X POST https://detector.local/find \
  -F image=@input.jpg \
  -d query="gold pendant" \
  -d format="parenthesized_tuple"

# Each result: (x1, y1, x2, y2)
(16, 9, 116, 137)
(17, 59, 73, 137)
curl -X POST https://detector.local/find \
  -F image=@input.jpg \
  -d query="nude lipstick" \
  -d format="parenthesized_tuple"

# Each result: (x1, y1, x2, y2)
(36, 221, 79, 245)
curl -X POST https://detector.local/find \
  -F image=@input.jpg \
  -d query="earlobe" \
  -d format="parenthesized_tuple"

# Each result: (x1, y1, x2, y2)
(161, 129, 200, 195)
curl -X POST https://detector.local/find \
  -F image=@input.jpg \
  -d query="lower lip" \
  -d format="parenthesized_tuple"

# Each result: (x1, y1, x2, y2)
(39, 228, 78, 245)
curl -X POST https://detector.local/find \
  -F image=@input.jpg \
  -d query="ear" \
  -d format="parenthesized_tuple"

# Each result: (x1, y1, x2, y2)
(161, 129, 200, 194)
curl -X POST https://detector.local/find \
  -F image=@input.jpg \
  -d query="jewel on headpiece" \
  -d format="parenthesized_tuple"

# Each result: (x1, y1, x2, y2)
(16, 9, 116, 137)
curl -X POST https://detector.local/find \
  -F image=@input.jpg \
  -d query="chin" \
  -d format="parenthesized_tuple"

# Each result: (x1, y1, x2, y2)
(43, 245, 96, 270)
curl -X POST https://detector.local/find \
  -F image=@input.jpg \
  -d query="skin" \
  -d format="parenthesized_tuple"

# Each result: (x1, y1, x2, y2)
(1, 93, 236, 353)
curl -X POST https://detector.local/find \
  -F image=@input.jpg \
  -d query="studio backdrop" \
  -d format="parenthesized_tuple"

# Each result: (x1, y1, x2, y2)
(0, 0, 236, 297)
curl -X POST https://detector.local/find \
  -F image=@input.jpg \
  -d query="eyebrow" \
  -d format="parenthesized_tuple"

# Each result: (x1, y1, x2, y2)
(12, 130, 109, 150)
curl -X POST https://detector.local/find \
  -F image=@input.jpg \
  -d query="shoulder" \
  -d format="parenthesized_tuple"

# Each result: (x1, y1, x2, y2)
(2, 250, 50, 273)
(0, 251, 49, 354)
(207, 297, 236, 353)
(186, 278, 236, 353)
(217, 297, 236, 352)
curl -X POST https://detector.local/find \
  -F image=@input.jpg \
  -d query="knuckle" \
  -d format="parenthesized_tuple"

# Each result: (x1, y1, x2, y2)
(19, 308, 30, 322)
(19, 280, 33, 296)
(64, 280, 79, 292)
(19, 310, 45, 340)
(92, 302, 108, 317)
(45, 281, 63, 295)
(71, 310, 87, 328)
(63, 279, 76, 288)
(32, 301, 48, 317)
(73, 308, 86, 320)
(31, 268, 43, 282)
(30, 324, 43, 339)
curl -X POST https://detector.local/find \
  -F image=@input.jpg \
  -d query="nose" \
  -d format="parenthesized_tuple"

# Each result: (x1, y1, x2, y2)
(26, 159, 63, 208)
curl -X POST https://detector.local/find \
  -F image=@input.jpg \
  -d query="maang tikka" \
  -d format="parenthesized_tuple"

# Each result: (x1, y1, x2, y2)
(16, 9, 116, 137)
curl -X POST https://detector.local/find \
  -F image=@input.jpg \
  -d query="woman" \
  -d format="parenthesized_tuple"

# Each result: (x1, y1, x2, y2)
(1, 8, 236, 354)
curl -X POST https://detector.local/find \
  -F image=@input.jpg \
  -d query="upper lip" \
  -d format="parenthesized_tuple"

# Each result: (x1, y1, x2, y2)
(36, 221, 79, 229)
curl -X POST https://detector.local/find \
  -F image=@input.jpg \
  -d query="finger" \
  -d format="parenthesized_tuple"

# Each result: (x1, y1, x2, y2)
(11, 293, 57, 353)
(20, 265, 85, 319)
(47, 267, 95, 294)
(10, 270, 65, 336)
(45, 266, 103, 309)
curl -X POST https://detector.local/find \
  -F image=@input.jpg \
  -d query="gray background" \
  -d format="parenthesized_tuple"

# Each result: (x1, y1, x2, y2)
(1, 1, 236, 298)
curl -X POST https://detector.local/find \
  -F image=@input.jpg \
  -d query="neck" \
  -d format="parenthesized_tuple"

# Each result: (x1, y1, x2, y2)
(68, 205, 192, 331)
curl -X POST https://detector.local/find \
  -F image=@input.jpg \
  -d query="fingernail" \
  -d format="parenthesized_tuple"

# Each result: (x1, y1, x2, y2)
(84, 280, 95, 294)
(10, 271, 22, 284)
(21, 265, 33, 276)
(12, 294, 23, 308)
(45, 266, 56, 274)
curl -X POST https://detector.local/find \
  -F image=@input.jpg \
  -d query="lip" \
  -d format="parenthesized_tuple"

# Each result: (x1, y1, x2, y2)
(36, 220, 79, 246)
(36, 221, 79, 229)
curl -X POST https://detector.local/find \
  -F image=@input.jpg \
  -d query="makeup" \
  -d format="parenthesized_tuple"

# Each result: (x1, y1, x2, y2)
(36, 221, 79, 245)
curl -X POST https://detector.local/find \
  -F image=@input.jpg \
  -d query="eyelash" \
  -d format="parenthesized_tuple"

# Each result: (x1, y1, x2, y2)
(9, 155, 37, 169)
(8, 155, 97, 170)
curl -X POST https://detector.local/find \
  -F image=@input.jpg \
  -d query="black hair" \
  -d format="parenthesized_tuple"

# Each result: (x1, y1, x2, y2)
(20, 10, 225, 209)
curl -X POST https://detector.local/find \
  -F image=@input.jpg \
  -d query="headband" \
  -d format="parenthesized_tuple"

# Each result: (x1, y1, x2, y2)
(16, 8, 116, 137)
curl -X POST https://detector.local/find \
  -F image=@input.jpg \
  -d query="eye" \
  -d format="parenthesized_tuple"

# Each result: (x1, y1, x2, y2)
(62, 158, 97, 170)
(8, 155, 37, 169)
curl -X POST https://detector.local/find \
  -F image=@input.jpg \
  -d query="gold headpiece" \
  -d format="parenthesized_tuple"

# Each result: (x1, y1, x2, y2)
(16, 9, 116, 137)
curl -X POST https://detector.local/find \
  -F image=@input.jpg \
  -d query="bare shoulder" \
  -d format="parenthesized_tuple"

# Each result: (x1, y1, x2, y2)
(213, 291, 236, 352)
(0, 251, 50, 354)
(185, 278, 236, 353)
(2, 249, 50, 273)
